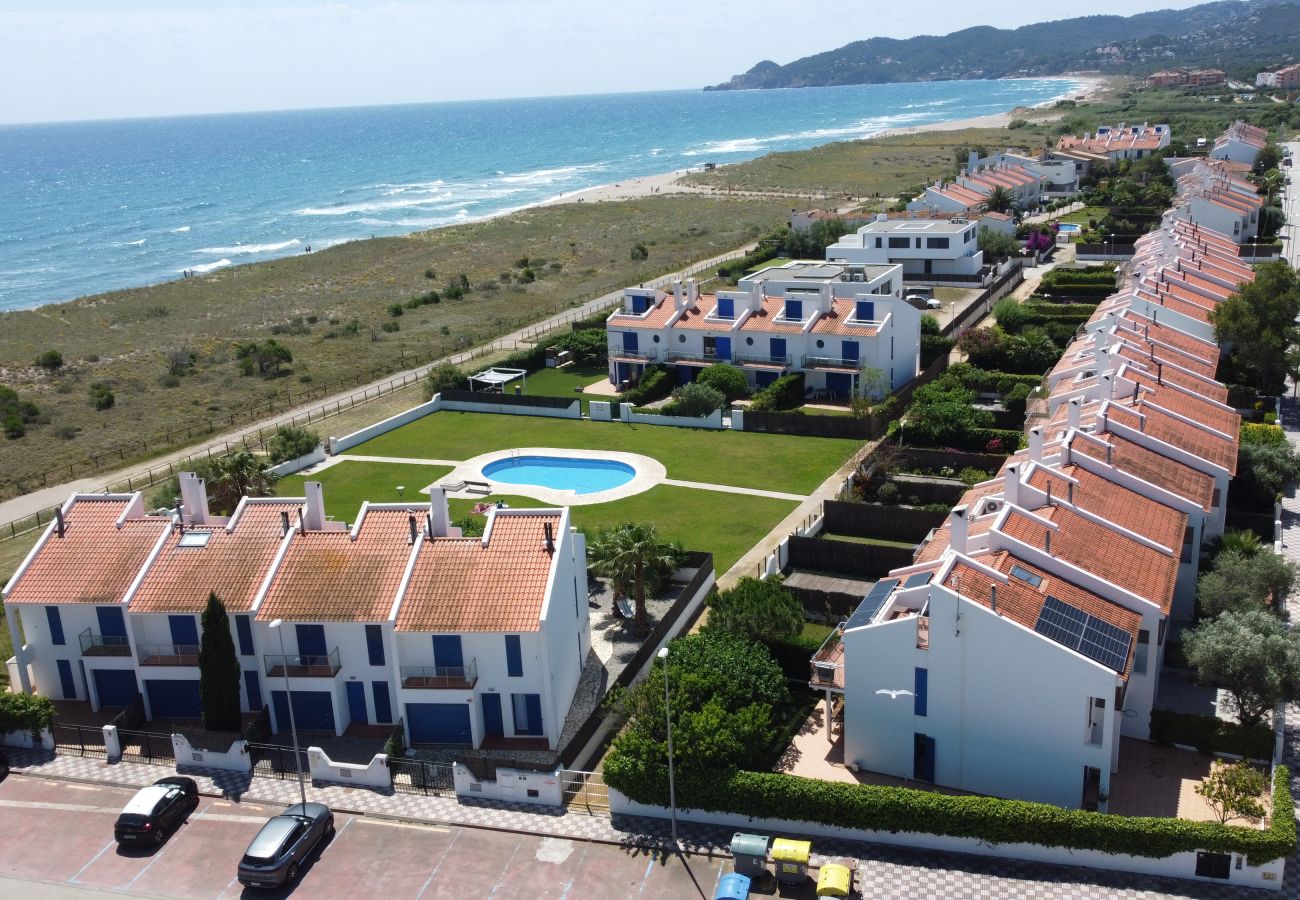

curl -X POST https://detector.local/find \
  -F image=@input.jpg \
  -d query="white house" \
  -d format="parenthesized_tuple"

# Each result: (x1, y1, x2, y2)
(605, 260, 920, 398)
(1057, 123, 1171, 162)
(825, 216, 986, 281)
(1210, 120, 1269, 166)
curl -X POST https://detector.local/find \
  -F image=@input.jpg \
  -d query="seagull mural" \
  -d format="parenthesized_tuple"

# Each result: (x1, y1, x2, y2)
(875, 689, 913, 699)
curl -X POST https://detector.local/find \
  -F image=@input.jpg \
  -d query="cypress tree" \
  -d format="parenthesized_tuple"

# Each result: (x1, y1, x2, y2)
(199, 592, 242, 733)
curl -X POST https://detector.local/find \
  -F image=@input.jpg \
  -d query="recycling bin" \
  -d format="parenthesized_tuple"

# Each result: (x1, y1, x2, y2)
(729, 832, 770, 879)
(771, 837, 812, 885)
(816, 862, 853, 897)
(714, 872, 751, 900)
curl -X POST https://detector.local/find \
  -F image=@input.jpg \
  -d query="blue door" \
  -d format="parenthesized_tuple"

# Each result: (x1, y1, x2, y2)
(714, 336, 731, 361)
(914, 734, 936, 782)
(432, 635, 463, 672)
(57, 659, 76, 700)
(295, 624, 327, 659)
(346, 681, 368, 726)
(406, 703, 473, 745)
(512, 693, 544, 737)
(615, 362, 630, 384)
(676, 365, 694, 385)
(770, 338, 787, 362)
(482, 693, 504, 739)
(244, 671, 263, 712)
(93, 669, 138, 708)
(755, 370, 778, 389)
(842, 340, 860, 363)
(145, 679, 202, 718)
(826, 372, 853, 399)
(372, 682, 392, 725)
(623, 331, 639, 354)
(168, 615, 199, 649)
(272, 690, 335, 732)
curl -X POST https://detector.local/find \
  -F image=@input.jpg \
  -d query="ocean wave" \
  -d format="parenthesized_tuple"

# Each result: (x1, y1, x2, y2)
(378, 179, 446, 196)
(681, 114, 925, 156)
(195, 239, 301, 255)
(496, 163, 608, 185)
(170, 225, 191, 233)
(123, 238, 146, 246)
(293, 193, 451, 216)
(185, 258, 231, 274)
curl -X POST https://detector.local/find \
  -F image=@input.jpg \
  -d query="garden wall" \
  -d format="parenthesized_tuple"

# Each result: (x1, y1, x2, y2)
(887, 474, 967, 506)
(621, 406, 723, 429)
(331, 397, 442, 453)
(897, 447, 1006, 473)
(787, 535, 914, 579)
(823, 500, 945, 544)
(440, 390, 580, 419)
(171, 734, 251, 773)
(267, 443, 326, 477)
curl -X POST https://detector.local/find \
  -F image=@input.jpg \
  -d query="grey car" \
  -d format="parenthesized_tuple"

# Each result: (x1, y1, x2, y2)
(237, 802, 334, 889)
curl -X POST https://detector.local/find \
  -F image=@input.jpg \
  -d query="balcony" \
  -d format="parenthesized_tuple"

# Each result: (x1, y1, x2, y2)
(732, 352, 791, 370)
(137, 643, 200, 667)
(665, 350, 723, 366)
(808, 625, 845, 691)
(78, 628, 130, 658)
(609, 347, 659, 363)
(400, 659, 478, 690)
(802, 355, 861, 372)
(264, 647, 342, 678)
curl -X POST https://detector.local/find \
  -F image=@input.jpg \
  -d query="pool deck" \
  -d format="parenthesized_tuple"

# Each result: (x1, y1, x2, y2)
(441, 447, 668, 505)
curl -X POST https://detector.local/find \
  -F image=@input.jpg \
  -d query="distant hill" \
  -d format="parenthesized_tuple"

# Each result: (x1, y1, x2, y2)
(704, 1, 1300, 91)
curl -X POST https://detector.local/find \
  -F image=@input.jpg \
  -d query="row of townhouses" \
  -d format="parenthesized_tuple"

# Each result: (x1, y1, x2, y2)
(1057, 122, 1172, 163)
(812, 122, 1263, 811)
(605, 260, 921, 398)
(3, 475, 591, 751)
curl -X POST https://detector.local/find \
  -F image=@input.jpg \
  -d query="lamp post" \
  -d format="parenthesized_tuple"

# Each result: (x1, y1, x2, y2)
(396, 485, 405, 502)
(657, 646, 678, 849)
(269, 619, 308, 809)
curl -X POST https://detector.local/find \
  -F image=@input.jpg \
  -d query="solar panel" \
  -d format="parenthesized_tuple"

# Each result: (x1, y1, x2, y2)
(846, 578, 899, 630)
(903, 572, 932, 589)
(1034, 596, 1132, 673)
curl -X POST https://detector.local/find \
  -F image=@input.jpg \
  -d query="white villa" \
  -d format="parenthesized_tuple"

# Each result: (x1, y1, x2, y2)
(825, 216, 986, 281)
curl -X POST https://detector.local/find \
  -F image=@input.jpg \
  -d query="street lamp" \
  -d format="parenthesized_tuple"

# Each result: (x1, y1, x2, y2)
(657, 646, 678, 849)
(396, 485, 405, 502)
(269, 619, 308, 809)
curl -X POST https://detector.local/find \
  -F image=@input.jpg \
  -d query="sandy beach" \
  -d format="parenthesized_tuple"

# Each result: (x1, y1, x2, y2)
(545, 74, 1110, 205)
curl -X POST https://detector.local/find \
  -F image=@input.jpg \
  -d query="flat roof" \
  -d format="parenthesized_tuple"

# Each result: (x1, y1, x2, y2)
(860, 219, 972, 234)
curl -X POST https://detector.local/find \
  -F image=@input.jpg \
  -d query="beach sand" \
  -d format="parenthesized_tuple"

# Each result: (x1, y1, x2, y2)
(545, 74, 1110, 205)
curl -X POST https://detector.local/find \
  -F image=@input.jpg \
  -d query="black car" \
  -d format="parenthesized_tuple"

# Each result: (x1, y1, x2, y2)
(237, 802, 334, 889)
(114, 776, 199, 845)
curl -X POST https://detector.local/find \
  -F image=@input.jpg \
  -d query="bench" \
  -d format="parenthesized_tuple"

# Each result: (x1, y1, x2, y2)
(439, 480, 493, 496)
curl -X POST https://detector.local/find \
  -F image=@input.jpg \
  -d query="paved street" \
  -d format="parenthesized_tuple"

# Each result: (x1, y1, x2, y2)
(1281, 142, 1298, 269)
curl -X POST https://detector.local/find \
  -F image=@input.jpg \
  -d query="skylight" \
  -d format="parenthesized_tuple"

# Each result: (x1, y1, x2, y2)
(178, 531, 212, 548)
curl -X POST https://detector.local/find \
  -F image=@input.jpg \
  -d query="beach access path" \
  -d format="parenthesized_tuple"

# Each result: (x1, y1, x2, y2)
(0, 243, 756, 529)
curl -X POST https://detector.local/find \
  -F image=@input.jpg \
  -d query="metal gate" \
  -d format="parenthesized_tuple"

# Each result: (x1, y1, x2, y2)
(247, 743, 310, 780)
(117, 729, 175, 765)
(388, 757, 455, 797)
(52, 723, 107, 758)
(559, 770, 609, 816)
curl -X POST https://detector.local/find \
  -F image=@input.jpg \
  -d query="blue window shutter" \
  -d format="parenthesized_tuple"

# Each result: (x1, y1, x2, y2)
(235, 615, 254, 657)
(785, 299, 802, 320)
(855, 300, 874, 321)
(432, 635, 463, 670)
(97, 606, 126, 638)
(505, 635, 523, 677)
(717, 298, 733, 318)
(46, 607, 65, 646)
(366, 624, 385, 667)
(914, 667, 928, 717)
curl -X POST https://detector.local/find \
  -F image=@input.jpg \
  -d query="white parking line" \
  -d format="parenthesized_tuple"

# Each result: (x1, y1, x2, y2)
(68, 838, 118, 884)
(0, 799, 117, 813)
(355, 818, 450, 833)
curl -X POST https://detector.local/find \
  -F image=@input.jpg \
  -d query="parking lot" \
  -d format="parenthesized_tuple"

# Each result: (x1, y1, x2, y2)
(0, 777, 730, 899)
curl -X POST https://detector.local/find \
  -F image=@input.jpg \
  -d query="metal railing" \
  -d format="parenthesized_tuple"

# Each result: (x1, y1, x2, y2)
(78, 628, 131, 657)
(389, 757, 456, 796)
(802, 355, 861, 370)
(117, 729, 176, 765)
(53, 722, 108, 758)
(732, 352, 791, 367)
(137, 643, 200, 666)
(264, 647, 342, 677)
(400, 659, 478, 690)
(809, 625, 845, 689)
(248, 742, 310, 779)
(666, 350, 725, 365)
(608, 347, 659, 362)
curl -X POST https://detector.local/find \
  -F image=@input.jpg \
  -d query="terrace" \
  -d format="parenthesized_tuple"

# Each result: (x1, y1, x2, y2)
(137, 643, 200, 667)
(78, 629, 130, 658)
(400, 660, 478, 690)
(264, 647, 343, 678)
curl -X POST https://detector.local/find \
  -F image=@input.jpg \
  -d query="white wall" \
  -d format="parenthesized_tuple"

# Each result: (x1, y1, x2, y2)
(267, 444, 327, 477)
(307, 746, 390, 788)
(172, 734, 252, 773)
(454, 764, 563, 806)
(331, 397, 442, 454)
(440, 398, 581, 419)
(539, 526, 589, 751)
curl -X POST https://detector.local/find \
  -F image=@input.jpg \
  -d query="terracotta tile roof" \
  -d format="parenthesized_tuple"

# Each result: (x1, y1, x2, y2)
(609, 298, 676, 328)
(256, 508, 422, 624)
(999, 505, 1177, 614)
(1026, 464, 1186, 551)
(397, 512, 562, 633)
(671, 295, 728, 331)
(130, 502, 301, 614)
(945, 555, 1139, 678)
(738, 297, 811, 334)
(913, 481, 1005, 564)
(1126, 374, 1239, 435)
(1067, 431, 1215, 512)
(4, 498, 169, 606)
(1113, 346, 1227, 401)
(1103, 401, 1237, 474)
(810, 299, 880, 336)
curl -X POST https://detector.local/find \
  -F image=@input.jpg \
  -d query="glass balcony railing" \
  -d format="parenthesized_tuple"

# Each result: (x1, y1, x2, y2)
(400, 659, 478, 690)
(264, 647, 342, 678)
(78, 628, 131, 657)
(137, 643, 200, 666)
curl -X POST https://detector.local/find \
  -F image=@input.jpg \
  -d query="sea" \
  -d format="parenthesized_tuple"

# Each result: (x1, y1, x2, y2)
(0, 78, 1079, 312)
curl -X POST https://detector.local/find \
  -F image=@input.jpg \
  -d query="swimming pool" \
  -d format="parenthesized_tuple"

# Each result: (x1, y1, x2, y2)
(482, 455, 637, 495)
(1056, 223, 1082, 234)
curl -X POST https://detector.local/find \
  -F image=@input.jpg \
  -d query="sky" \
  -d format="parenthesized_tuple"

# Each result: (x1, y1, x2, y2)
(0, 0, 1218, 125)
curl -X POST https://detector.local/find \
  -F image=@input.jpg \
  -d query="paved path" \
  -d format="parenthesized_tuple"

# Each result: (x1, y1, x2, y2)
(1281, 141, 1298, 270)
(0, 245, 755, 529)
(660, 478, 807, 502)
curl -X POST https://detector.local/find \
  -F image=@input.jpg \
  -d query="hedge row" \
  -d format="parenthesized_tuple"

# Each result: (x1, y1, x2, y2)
(1150, 710, 1274, 761)
(620, 365, 673, 406)
(1034, 284, 1117, 298)
(617, 767, 1294, 865)
(1020, 301, 1099, 316)
(903, 425, 1023, 454)
(945, 364, 1043, 394)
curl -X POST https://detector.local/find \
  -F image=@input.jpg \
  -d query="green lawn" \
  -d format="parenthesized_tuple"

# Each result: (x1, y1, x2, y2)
(521, 364, 610, 416)
(354, 411, 859, 495)
(276, 460, 454, 523)
(1056, 206, 1107, 226)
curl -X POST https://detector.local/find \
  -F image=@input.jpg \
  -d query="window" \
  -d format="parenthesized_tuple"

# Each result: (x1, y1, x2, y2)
(365, 624, 384, 667)
(914, 667, 928, 717)
(1134, 629, 1149, 675)
(887, 237, 910, 249)
(716, 298, 734, 319)
(235, 615, 254, 657)
(965, 229, 975, 243)
(46, 607, 65, 646)
(925, 237, 949, 249)
(855, 300, 874, 321)
(177, 531, 211, 548)
(631, 296, 649, 314)
(783, 299, 803, 321)
(512, 693, 543, 736)
(1211, 488, 1221, 508)
(505, 635, 523, 677)
(1085, 697, 1105, 746)
(1009, 565, 1043, 588)
(874, 237, 882, 249)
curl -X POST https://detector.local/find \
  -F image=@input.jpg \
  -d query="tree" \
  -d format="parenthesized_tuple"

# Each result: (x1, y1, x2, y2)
(665, 382, 727, 418)
(1235, 441, 1300, 509)
(983, 186, 1016, 214)
(1196, 760, 1268, 824)
(1183, 608, 1300, 729)
(550, 329, 608, 366)
(236, 340, 294, 378)
(1207, 528, 1265, 560)
(904, 374, 994, 446)
(978, 228, 1019, 260)
(857, 366, 889, 402)
(696, 364, 748, 402)
(207, 450, 278, 515)
(1211, 261, 1300, 394)
(1254, 143, 1282, 176)
(267, 425, 321, 464)
(705, 577, 803, 644)
(1196, 549, 1297, 617)
(34, 350, 63, 371)
(587, 523, 683, 636)
(956, 326, 1010, 369)
(198, 593, 242, 733)
(425, 363, 466, 399)
(630, 242, 649, 261)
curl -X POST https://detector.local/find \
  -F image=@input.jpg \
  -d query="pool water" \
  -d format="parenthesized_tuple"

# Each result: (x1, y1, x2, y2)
(1056, 223, 1082, 234)
(482, 456, 636, 495)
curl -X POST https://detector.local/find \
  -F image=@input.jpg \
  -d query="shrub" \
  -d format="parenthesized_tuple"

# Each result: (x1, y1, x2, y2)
(620, 365, 673, 406)
(424, 268, 437, 280)
(381, 320, 401, 333)
(696, 364, 748, 402)
(88, 382, 115, 410)
(550, 328, 607, 366)
(1149, 710, 1273, 761)
(920, 314, 940, 336)
(425, 363, 466, 399)
(388, 303, 404, 317)
(664, 382, 726, 418)
(993, 298, 1027, 331)
(705, 577, 802, 644)
(0, 692, 56, 738)
(1003, 383, 1032, 418)
(267, 425, 320, 464)
(749, 372, 805, 412)
(630, 242, 649, 261)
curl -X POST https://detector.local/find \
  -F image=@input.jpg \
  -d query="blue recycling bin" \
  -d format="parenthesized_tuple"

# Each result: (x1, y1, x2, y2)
(714, 872, 751, 900)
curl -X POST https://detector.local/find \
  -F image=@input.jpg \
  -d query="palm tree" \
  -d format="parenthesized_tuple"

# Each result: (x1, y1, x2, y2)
(1207, 528, 1265, 560)
(208, 450, 278, 514)
(587, 523, 683, 637)
(982, 186, 1015, 215)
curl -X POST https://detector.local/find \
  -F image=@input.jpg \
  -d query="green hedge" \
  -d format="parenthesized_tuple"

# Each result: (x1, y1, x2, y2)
(946, 364, 1042, 394)
(904, 424, 1023, 454)
(750, 372, 805, 412)
(620, 365, 673, 406)
(1150, 710, 1274, 761)
(0, 692, 56, 736)
(612, 767, 1295, 865)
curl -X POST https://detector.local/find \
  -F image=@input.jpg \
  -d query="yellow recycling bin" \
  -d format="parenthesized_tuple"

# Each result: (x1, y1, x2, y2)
(815, 862, 853, 897)
(770, 838, 811, 884)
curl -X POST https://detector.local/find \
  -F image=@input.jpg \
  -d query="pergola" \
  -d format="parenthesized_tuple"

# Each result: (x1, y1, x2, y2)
(467, 367, 527, 393)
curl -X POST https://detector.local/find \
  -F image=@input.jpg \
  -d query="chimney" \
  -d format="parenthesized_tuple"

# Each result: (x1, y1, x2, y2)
(686, 278, 698, 306)
(303, 482, 325, 531)
(1028, 427, 1044, 462)
(1003, 464, 1021, 507)
(989, 584, 998, 614)
(280, 510, 290, 538)
(1044, 530, 1052, 554)
(876, 212, 888, 223)
(1046, 480, 1053, 507)
(428, 487, 451, 538)
(55, 508, 65, 539)
(949, 506, 969, 554)
(672, 279, 685, 310)
(408, 515, 418, 545)
(543, 521, 555, 555)
(178, 471, 210, 525)
(1067, 398, 1082, 430)
(174, 503, 183, 534)
(749, 279, 763, 312)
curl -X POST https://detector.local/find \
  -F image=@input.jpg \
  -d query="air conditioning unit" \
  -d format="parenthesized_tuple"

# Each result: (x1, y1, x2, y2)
(839, 273, 850, 281)
(853, 274, 864, 282)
